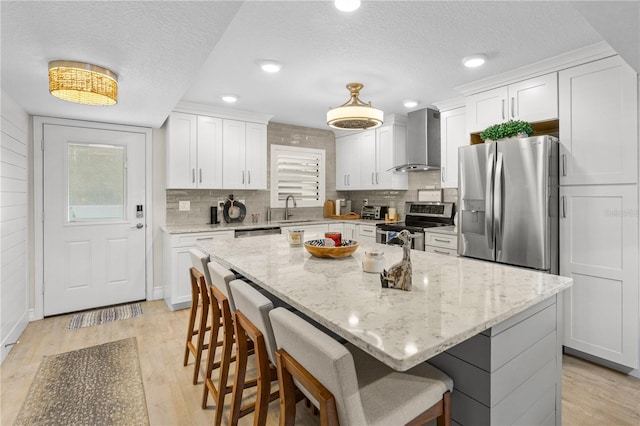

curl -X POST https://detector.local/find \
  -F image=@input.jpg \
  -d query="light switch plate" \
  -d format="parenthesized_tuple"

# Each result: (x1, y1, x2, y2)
(179, 201, 190, 211)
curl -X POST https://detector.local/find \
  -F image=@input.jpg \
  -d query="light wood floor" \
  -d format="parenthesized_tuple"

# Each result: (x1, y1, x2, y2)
(1, 300, 639, 425)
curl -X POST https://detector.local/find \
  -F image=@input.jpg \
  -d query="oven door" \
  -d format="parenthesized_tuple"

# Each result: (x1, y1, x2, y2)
(375, 228, 425, 251)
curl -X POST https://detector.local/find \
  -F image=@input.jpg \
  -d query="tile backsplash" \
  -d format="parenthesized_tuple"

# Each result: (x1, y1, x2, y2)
(166, 122, 458, 225)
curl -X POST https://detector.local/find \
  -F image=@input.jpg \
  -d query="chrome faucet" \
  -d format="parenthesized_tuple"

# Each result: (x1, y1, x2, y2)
(284, 195, 297, 220)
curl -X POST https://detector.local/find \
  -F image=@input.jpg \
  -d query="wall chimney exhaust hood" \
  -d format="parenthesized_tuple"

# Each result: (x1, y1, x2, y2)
(389, 108, 441, 172)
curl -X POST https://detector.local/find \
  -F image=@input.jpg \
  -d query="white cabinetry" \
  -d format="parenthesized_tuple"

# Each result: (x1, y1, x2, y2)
(558, 56, 638, 185)
(424, 231, 458, 256)
(163, 231, 234, 311)
(335, 118, 408, 191)
(282, 224, 328, 240)
(343, 223, 356, 240)
(336, 132, 364, 190)
(222, 120, 267, 190)
(166, 112, 223, 189)
(560, 185, 638, 368)
(439, 106, 467, 189)
(356, 224, 377, 244)
(466, 73, 558, 133)
(372, 124, 408, 190)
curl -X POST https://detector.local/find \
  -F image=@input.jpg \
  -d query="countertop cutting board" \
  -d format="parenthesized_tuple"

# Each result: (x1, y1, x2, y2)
(323, 200, 335, 218)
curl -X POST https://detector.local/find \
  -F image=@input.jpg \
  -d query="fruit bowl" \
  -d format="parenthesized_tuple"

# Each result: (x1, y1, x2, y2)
(304, 239, 359, 259)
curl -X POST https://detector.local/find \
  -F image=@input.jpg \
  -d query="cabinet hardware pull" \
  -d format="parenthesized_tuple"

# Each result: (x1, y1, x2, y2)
(511, 97, 515, 118)
(199, 169, 202, 183)
(376, 172, 379, 184)
(562, 196, 566, 218)
(434, 238, 450, 243)
(348, 175, 350, 186)
(242, 170, 245, 184)
(371, 172, 374, 185)
(196, 237, 214, 240)
(441, 166, 445, 182)
(192, 169, 195, 183)
(248, 170, 251, 184)
(562, 154, 567, 177)
(501, 99, 505, 120)
(434, 249, 449, 255)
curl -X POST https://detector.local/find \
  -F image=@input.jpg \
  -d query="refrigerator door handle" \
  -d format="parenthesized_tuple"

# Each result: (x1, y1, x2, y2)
(494, 152, 504, 252)
(486, 152, 495, 249)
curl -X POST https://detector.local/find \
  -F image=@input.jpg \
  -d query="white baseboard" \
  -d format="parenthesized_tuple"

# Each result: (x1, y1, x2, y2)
(151, 286, 163, 301)
(1, 309, 29, 365)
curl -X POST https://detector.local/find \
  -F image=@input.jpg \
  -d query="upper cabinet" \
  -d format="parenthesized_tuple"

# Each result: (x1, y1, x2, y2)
(335, 117, 408, 191)
(166, 105, 270, 190)
(439, 105, 467, 189)
(166, 112, 223, 189)
(558, 56, 638, 185)
(222, 120, 267, 190)
(336, 131, 365, 190)
(466, 73, 558, 133)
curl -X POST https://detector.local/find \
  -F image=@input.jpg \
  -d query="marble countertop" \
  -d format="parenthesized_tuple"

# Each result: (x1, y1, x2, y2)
(198, 234, 572, 371)
(163, 218, 384, 234)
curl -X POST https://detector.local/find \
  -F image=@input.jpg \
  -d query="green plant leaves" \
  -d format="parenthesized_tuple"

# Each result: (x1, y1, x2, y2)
(480, 120, 533, 141)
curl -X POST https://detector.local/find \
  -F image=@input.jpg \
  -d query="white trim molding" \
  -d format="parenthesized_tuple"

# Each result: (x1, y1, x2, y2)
(173, 101, 273, 125)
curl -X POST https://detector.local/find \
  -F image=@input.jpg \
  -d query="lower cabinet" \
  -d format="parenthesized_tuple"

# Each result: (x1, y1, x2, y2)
(343, 223, 356, 240)
(357, 224, 377, 244)
(163, 230, 234, 311)
(560, 185, 639, 368)
(281, 224, 328, 241)
(424, 231, 458, 256)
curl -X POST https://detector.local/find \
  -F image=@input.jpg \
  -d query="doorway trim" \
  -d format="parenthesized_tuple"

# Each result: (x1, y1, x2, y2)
(33, 116, 154, 320)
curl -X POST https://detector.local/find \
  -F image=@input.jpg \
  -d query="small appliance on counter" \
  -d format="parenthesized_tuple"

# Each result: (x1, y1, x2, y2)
(210, 206, 219, 224)
(222, 194, 246, 223)
(361, 205, 388, 220)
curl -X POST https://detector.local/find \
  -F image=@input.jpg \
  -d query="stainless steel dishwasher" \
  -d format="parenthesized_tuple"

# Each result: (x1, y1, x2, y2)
(234, 227, 281, 238)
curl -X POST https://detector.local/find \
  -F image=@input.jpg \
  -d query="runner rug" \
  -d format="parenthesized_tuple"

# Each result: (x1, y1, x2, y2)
(68, 303, 143, 330)
(13, 338, 149, 426)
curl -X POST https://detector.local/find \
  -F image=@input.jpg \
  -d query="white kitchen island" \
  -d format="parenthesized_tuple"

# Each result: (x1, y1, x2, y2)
(198, 235, 572, 425)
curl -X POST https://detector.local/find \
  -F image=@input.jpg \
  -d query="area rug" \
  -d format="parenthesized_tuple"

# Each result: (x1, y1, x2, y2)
(13, 337, 149, 426)
(68, 303, 143, 330)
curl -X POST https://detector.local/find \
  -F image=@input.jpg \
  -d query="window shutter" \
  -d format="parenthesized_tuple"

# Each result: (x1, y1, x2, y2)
(270, 145, 325, 208)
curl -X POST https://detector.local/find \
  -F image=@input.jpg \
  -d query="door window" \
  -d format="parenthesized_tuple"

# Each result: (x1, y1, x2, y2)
(68, 143, 126, 221)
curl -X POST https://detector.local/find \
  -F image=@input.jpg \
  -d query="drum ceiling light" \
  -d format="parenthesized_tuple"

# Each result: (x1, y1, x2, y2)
(326, 83, 383, 130)
(48, 60, 118, 105)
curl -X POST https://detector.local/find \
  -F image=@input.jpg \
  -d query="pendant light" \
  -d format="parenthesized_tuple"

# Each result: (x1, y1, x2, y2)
(327, 83, 383, 130)
(48, 60, 118, 105)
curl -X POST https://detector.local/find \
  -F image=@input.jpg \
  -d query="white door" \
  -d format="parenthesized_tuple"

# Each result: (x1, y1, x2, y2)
(43, 124, 146, 316)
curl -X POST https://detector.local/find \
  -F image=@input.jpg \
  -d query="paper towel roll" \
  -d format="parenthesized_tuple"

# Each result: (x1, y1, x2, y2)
(388, 207, 396, 220)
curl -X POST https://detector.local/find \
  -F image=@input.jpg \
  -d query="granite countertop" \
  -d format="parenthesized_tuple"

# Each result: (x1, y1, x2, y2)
(162, 218, 385, 234)
(424, 225, 458, 236)
(197, 234, 573, 371)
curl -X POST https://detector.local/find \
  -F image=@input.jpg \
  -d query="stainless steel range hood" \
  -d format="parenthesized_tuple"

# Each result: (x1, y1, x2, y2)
(389, 108, 441, 172)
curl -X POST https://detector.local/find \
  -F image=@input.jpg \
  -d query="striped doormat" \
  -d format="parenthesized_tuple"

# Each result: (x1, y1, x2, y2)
(68, 303, 143, 330)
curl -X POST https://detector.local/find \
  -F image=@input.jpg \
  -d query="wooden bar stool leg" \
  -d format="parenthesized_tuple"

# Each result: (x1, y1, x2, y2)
(192, 272, 210, 384)
(230, 310, 277, 426)
(183, 268, 200, 366)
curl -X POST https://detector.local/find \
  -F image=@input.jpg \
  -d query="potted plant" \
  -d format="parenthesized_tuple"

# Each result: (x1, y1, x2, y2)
(480, 120, 533, 142)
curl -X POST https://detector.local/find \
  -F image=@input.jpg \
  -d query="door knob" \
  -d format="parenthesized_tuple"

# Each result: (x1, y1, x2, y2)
(131, 223, 144, 229)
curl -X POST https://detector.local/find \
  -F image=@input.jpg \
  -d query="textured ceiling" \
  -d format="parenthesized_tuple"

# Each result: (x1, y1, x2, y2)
(1, 1, 636, 130)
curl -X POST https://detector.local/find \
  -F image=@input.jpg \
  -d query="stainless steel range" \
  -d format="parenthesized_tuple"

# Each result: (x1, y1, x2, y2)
(376, 201, 455, 251)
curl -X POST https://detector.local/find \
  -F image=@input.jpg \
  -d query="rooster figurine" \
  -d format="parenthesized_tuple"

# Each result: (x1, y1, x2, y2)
(380, 229, 412, 291)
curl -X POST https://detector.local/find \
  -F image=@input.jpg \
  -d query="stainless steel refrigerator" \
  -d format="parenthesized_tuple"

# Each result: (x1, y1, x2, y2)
(458, 135, 559, 274)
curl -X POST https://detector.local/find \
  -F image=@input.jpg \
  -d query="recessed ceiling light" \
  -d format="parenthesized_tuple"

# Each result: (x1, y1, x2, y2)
(403, 100, 419, 108)
(221, 94, 238, 103)
(335, 0, 361, 12)
(463, 54, 487, 68)
(259, 60, 281, 73)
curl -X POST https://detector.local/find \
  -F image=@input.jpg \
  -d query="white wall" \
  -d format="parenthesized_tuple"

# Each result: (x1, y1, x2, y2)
(1, 90, 30, 363)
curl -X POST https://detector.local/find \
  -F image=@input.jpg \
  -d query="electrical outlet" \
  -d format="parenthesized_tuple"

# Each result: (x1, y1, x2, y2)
(218, 200, 225, 209)
(179, 201, 190, 211)
(363, 199, 369, 206)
